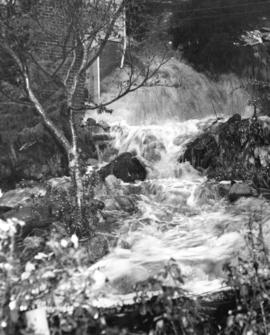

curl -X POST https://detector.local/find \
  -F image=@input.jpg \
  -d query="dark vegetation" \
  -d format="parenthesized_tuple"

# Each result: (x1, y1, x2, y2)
(169, 0, 270, 112)
(169, 0, 270, 74)
(181, 113, 270, 196)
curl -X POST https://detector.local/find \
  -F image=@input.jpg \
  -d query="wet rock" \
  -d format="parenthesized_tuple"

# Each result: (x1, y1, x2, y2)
(90, 199, 105, 211)
(227, 113, 241, 124)
(0, 206, 10, 216)
(254, 146, 270, 167)
(217, 181, 232, 198)
(99, 152, 147, 183)
(181, 114, 270, 190)
(142, 134, 166, 162)
(101, 210, 119, 224)
(46, 176, 71, 194)
(84, 118, 110, 132)
(84, 235, 109, 262)
(85, 117, 97, 127)
(2, 204, 52, 238)
(103, 194, 136, 213)
(0, 186, 46, 210)
(2, 205, 33, 222)
(105, 175, 122, 192)
(103, 198, 118, 211)
(194, 182, 221, 205)
(228, 183, 258, 202)
(98, 120, 110, 131)
(0, 185, 54, 238)
(92, 134, 113, 142)
(180, 133, 219, 170)
(86, 158, 99, 166)
(114, 196, 136, 213)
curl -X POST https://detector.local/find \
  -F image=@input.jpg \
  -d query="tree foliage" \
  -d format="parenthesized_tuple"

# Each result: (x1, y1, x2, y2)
(0, 0, 168, 234)
(169, 0, 270, 74)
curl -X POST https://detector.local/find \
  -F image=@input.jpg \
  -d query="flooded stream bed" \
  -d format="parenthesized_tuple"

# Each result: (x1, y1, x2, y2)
(83, 118, 270, 308)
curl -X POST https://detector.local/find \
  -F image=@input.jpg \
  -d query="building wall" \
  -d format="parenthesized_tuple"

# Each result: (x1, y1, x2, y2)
(33, 0, 86, 108)
(35, 0, 125, 105)
(100, 41, 123, 80)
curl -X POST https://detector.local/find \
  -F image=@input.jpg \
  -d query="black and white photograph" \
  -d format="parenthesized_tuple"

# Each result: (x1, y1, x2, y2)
(1, 0, 270, 334)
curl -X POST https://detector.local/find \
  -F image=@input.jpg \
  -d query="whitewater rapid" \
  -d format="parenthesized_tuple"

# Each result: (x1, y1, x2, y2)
(84, 116, 270, 307)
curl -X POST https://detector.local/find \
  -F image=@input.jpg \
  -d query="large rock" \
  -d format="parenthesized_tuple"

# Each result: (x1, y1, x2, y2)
(46, 176, 71, 194)
(0, 186, 53, 238)
(114, 196, 136, 213)
(99, 152, 147, 183)
(0, 186, 46, 210)
(228, 183, 258, 202)
(1, 202, 52, 238)
(142, 134, 166, 162)
(217, 181, 232, 198)
(181, 133, 219, 170)
(181, 114, 270, 190)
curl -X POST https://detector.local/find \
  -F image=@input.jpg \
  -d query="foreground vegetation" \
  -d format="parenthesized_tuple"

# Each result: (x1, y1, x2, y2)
(0, 178, 270, 335)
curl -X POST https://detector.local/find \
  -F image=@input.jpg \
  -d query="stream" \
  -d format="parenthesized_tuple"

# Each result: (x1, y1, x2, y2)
(87, 117, 270, 308)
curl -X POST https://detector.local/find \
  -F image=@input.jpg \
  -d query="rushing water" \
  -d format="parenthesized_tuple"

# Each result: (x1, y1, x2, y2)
(84, 60, 268, 307)
(86, 116, 270, 308)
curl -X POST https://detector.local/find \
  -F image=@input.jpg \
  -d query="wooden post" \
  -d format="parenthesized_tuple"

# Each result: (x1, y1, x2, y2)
(86, 57, 100, 104)
(96, 56, 101, 103)
(120, 8, 126, 69)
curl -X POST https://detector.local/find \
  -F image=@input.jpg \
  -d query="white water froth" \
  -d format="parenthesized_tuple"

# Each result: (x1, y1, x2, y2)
(89, 117, 270, 307)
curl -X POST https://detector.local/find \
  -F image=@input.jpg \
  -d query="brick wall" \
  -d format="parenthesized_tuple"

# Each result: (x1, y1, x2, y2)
(35, 0, 125, 106)
(34, 0, 86, 108)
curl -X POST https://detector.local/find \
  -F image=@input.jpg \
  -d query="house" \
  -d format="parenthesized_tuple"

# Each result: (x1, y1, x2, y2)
(86, 4, 126, 103)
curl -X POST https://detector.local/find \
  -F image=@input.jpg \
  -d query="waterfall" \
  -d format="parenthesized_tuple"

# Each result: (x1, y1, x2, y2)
(90, 58, 251, 125)
(84, 59, 269, 308)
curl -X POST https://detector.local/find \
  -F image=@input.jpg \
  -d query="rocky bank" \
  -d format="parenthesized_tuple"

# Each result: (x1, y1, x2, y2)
(181, 114, 270, 197)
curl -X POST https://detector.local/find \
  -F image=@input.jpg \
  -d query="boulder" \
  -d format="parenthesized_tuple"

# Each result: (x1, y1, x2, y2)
(180, 133, 219, 170)
(103, 195, 136, 213)
(2, 203, 52, 238)
(104, 175, 122, 192)
(114, 196, 136, 213)
(99, 152, 147, 183)
(90, 199, 105, 211)
(103, 198, 118, 211)
(228, 183, 258, 202)
(217, 181, 232, 198)
(181, 114, 270, 190)
(142, 134, 166, 162)
(46, 176, 71, 194)
(0, 186, 46, 210)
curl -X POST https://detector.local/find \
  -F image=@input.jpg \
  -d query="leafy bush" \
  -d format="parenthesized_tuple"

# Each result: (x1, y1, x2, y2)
(222, 213, 270, 335)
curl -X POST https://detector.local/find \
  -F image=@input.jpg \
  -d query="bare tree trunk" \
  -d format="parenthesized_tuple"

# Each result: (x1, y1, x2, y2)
(65, 40, 90, 235)
(25, 64, 85, 235)
(68, 108, 84, 234)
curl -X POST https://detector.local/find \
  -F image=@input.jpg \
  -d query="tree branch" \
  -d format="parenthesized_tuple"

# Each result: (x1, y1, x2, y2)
(1, 42, 71, 153)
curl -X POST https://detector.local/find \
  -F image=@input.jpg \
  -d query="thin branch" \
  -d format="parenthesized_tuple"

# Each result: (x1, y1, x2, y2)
(64, 48, 77, 87)
(76, 56, 169, 112)
(1, 42, 71, 153)
(0, 101, 31, 107)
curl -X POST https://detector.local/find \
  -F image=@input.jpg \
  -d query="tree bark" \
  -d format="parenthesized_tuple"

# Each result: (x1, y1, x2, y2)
(64, 36, 92, 235)
(68, 108, 84, 234)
